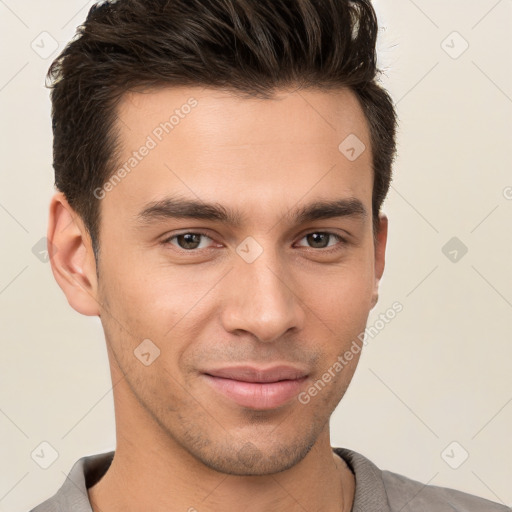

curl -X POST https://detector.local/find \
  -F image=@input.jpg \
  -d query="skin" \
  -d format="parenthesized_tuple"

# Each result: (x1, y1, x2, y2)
(48, 85, 387, 512)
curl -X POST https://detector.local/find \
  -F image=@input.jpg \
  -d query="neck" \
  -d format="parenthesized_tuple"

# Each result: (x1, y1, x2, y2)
(88, 423, 354, 511)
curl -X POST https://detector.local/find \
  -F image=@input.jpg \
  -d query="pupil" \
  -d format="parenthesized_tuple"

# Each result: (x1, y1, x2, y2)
(181, 233, 200, 249)
(309, 233, 327, 248)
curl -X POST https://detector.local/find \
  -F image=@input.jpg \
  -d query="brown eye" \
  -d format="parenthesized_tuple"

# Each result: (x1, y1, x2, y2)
(297, 232, 345, 250)
(164, 232, 214, 251)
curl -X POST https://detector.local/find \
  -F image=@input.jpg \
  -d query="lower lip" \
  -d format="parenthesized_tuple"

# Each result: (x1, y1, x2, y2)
(202, 374, 308, 410)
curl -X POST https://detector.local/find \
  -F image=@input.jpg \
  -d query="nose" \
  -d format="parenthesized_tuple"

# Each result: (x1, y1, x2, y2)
(220, 249, 305, 343)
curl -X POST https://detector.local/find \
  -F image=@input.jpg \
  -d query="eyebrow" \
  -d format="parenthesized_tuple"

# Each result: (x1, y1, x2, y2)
(135, 195, 367, 227)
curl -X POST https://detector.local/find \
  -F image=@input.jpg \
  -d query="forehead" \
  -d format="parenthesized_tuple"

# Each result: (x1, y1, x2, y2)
(117, 85, 370, 148)
(103, 86, 373, 227)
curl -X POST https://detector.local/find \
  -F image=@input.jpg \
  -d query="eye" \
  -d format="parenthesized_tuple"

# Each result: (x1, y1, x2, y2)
(162, 230, 347, 253)
(295, 232, 346, 251)
(163, 231, 215, 251)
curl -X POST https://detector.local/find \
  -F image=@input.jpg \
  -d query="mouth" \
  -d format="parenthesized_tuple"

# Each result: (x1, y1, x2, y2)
(201, 365, 309, 410)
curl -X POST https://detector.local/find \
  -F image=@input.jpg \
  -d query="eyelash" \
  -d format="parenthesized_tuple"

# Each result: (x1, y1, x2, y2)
(161, 230, 347, 254)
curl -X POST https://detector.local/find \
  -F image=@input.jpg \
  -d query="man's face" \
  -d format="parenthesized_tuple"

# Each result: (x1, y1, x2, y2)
(93, 86, 385, 475)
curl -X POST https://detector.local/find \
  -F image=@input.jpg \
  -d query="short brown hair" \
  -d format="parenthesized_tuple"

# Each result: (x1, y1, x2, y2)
(47, 0, 397, 259)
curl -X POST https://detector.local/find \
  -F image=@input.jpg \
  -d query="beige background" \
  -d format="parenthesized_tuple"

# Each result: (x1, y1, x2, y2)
(1, 0, 511, 510)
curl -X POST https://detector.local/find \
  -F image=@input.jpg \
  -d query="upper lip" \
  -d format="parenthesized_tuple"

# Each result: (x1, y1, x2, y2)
(203, 365, 309, 383)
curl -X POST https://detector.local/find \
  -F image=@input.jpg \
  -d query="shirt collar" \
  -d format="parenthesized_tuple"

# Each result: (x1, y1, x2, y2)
(334, 447, 391, 511)
(38, 448, 390, 512)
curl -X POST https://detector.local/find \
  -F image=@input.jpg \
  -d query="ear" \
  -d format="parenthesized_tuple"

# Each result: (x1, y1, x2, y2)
(370, 212, 388, 309)
(47, 192, 100, 316)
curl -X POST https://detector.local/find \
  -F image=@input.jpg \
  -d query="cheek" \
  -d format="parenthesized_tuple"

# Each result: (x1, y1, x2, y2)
(98, 252, 216, 363)
(297, 253, 375, 323)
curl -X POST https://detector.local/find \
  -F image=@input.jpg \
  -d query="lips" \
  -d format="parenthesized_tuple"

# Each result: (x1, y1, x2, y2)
(202, 365, 309, 410)
(204, 365, 308, 383)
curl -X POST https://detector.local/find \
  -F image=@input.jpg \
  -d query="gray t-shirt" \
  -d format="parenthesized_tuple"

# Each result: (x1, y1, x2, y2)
(29, 447, 510, 511)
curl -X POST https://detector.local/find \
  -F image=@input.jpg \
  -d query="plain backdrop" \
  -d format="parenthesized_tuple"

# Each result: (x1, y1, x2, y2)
(1, 1, 511, 510)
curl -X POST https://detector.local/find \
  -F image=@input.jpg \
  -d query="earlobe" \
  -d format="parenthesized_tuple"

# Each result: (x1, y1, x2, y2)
(47, 192, 100, 316)
(371, 213, 388, 309)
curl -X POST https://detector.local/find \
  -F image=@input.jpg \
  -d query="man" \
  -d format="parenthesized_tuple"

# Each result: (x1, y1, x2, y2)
(30, 0, 509, 511)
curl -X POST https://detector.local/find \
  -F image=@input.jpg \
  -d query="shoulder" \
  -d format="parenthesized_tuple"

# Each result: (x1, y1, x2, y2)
(381, 467, 510, 511)
(334, 447, 510, 512)
(27, 451, 114, 512)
